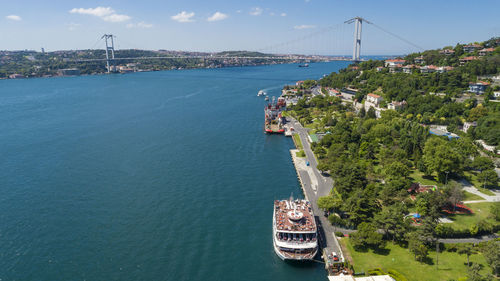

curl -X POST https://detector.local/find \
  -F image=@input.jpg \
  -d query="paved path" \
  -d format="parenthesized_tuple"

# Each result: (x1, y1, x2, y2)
(460, 179, 500, 202)
(438, 234, 499, 244)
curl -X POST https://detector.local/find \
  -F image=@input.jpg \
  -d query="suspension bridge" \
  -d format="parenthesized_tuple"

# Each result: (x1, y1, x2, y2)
(73, 17, 424, 73)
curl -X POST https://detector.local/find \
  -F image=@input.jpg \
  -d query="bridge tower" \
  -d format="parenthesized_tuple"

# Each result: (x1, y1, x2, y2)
(101, 34, 115, 73)
(345, 17, 371, 62)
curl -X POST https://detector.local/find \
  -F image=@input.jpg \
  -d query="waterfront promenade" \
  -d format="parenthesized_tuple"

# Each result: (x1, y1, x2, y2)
(287, 117, 353, 264)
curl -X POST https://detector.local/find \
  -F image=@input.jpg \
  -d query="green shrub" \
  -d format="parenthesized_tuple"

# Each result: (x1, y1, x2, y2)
(387, 269, 408, 281)
(367, 268, 385, 275)
(335, 231, 344, 237)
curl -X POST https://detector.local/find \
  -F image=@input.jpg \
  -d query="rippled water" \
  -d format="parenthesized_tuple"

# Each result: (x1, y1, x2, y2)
(0, 61, 350, 280)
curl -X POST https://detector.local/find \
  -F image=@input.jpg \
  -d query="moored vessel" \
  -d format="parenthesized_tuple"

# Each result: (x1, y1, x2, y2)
(273, 197, 318, 261)
(264, 97, 286, 134)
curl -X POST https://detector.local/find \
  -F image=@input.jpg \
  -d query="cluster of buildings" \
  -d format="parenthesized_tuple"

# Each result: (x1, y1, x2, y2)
(383, 59, 455, 74)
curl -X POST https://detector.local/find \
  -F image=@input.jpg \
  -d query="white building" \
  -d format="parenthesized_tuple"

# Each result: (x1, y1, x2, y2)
(462, 121, 477, 132)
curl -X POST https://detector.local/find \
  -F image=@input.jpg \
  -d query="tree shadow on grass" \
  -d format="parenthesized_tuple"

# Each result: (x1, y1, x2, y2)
(372, 247, 391, 256)
(421, 256, 434, 265)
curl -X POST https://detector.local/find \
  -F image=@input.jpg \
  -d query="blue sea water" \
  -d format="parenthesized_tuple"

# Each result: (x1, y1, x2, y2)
(0, 61, 350, 280)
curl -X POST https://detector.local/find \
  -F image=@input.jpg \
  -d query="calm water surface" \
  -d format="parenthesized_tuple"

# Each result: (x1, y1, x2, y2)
(0, 62, 349, 280)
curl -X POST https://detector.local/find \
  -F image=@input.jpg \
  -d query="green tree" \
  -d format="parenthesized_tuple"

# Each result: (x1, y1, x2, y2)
(374, 203, 408, 242)
(477, 169, 498, 188)
(472, 156, 494, 172)
(482, 240, 500, 277)
(423, 137, 464, 183)
(367, 107, 377, 119)
(407, 232, 429, 262)
(350, 222, 385, 250)
(317, 196, 336, 211)
(458, 244, 476, 267)
(491, 204, 500, 221)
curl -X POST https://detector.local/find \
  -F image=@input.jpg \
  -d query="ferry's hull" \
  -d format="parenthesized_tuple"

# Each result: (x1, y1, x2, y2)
(272, 238, 318, 261)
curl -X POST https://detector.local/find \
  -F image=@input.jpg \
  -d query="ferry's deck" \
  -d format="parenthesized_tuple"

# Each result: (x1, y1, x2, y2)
(274, 199, 316, 232)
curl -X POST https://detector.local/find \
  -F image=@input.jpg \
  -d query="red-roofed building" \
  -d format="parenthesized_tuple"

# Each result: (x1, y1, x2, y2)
(420, 65, 438, 73)
(296, 80, 304, 86)
(402, 65, 416, 74)
(366, 93, 383, 105)
(414, 56, 425, 64)
(364, 93, 385, 118)
(460, 56, 479, 65)
(439, 49, 455, 56)
(463, 44, 481, 53)
(479, 48, 494, 56)
(385, 59, 405, 67)
(469, 81, 490, 94)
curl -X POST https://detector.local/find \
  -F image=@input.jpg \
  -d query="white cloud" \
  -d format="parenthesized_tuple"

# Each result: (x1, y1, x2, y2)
(127, 21, 153, 28)
(294, 24, 316, 30)
(281, 13, 287, 17)
(249, 7, 263, 16)
(269, 12, 275, 16)
(6, 15, 22, 21)
(236, 10, 242, 13)
(207, 12, 228, 22)
(69, 7, 130, 22)
(102, 14, 131, 22)
(70, 7, 113, 17)
(171, 11, 195, 23)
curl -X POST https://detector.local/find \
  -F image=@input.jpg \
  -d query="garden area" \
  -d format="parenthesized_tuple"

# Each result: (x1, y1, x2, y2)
(340, 238, 494, 281)
(446, 202, 498, 231)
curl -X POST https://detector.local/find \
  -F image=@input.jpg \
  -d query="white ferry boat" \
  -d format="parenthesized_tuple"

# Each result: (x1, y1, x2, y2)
(273, 197, 318, 261)
(257, 90, 267, 96)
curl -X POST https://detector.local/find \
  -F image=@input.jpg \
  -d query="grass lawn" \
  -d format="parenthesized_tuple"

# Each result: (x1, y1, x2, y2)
(341, 238, 492, 281)
(463, 191, 485, 201)
(447, 202, 498, 231)
(409, 170, 440, 186)
(292, 133, 303, 150)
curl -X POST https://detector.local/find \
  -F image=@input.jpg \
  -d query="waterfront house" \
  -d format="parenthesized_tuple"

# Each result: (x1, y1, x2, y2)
(468, 81, 490, 94)
(57, 68, 80, 76)
(8, 73, 25, 79)
(376, 66, 384, 72)
(384, 59, 405, 67)
(478, 48, 494, 56)
(459, 56, 478, 65)
(439, 49, 455, 56)
(462, 121, 477, 132)
(414, 55, 425, 64)
(463, 44, 481, 53)
(296, 80, 304, 87)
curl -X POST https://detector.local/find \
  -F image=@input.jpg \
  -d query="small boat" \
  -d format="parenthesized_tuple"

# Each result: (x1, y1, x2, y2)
(298, 63, 309, 68)
(265, 96, 269, 101)
(257, 90, 267, 96)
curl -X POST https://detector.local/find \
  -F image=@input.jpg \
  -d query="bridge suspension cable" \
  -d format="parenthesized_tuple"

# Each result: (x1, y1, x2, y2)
(367, 21, 425, 51)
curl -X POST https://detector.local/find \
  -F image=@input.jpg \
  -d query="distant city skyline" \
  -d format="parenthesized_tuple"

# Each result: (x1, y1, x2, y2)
(1, 0, 499, 55)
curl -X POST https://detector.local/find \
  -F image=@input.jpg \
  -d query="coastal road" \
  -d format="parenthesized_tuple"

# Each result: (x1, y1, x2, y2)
(287, 117, 354, 262)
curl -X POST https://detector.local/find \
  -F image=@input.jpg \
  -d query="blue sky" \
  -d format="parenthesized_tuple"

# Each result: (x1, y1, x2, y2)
(1, 0, 499, 55)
